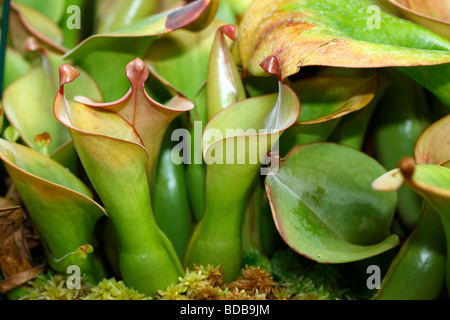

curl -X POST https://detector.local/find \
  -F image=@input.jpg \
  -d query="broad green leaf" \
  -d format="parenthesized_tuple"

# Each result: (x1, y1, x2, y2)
(2, 43, 102, 155)
(184, 57, 300, 281)
(9, 2, 67, 54)
(64, 0, 217, 62)
(266, 143, 399, 263)
(145, 19, 226, 102)
(73, 58, 193, 185)
(0, 139, 106, 281)
(13, 0, 66, 23)
(64, 0, 217, 101)
(414, 114, 450, 166)
(386, 0, 450, 39)
(237, 0, 450, 78)
(54, 63, 184, 295)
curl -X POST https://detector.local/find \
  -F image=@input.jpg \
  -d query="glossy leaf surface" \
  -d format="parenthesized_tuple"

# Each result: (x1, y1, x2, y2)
(73, 58, 193, 184)
(0, 139, 105, 281)
(205, 24, 246, 120)
(237, 0, 450, 79)
(184, 59, 300, 281)
(145, 19, 226, 102)
(64, 0, 216, 61)
(374, 203, 446, 300)
(266, 143, 399, 263)
(54, 63, 184, 295)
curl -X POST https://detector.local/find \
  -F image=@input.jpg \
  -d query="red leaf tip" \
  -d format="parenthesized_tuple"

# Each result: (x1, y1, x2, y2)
(126, 58, 150, 87)
(165, 0, 210, 32)
(260, 55, 281, 80)
(219, 24, 236, 41)
(59, 64, 80, 89)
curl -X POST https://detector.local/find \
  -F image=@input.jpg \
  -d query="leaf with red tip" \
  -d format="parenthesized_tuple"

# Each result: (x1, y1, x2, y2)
(386, 0, 450, 39)
(64, 0, 217, 62)
(145, 19, 227, 103)
(206, 24, 246, 120)
(73, 58, 193, 182)
(54, 62, 185, 295)
(237, 0, 450, 105)
(184, 60, 300, 281)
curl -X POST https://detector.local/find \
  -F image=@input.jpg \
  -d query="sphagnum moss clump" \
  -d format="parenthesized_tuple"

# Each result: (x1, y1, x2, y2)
(20, 272, 92, 300)
(20, 272, 149, 300)
(18, 261, 347, 300)
(83, 278, 148, 300)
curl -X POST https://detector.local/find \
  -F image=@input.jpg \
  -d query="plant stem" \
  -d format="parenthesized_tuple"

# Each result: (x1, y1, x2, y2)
(184, 162, 260, 282)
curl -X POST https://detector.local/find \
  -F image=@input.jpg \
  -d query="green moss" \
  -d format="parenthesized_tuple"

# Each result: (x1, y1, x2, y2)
(20, 271, 92, 300)
(19, 254, 353, 300)
(19, 271, 149, 300)
(84, 278, 148, 300)
(270, 249, 354, 300)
